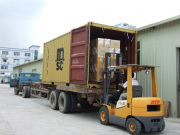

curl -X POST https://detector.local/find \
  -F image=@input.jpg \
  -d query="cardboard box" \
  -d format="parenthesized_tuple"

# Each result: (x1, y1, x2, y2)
(115, 48, 120, 53)
(110, 40, 120, 48)
(89, 38, 120, 83)
(104, 39, 111, 47)
(91, 38, 104, 47)
(163, 101, 170, 118)
(89, 57, 118, 83)
(98, 47, 108, 57)
(108, 48, 115, 53)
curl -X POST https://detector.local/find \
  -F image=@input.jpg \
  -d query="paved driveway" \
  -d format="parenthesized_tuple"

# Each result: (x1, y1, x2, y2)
(0, 84, 180, 135)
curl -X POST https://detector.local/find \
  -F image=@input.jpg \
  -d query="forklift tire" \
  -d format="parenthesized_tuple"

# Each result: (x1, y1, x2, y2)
(58, 92, 71, 113)
(126, 118, 141, 135)
(69, 93, 77, 113)
(14, 88, 19, 95)
(99, 106, 109, 125)
(159, 121, 165, 132)
(50, 90, 60, 110)
(22, 86, 30, 98)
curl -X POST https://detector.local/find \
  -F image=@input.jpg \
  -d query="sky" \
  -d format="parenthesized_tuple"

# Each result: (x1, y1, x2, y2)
(0, 0, 180, 54)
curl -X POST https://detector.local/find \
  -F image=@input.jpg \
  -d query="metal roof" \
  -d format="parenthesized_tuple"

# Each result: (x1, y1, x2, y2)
(13, 58, 43, 68)
(20, 72, 39, 74)
(137, 15, 180, 31)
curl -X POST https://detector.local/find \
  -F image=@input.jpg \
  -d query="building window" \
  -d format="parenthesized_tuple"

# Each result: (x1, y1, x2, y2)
(14, 52, 20, 56)
(2, 51, 8, 55)
(32, 69, 37, 72)
(1, 65, 8, 69)
(137, 41, 140, 65)
(24, 60, 30, 63)
(13, 59, 20, 64)
(5, 66, 8, 69)
(25, 53, 31, 57)
(2, 58, 8, 63)
(34, 50, 38, 60)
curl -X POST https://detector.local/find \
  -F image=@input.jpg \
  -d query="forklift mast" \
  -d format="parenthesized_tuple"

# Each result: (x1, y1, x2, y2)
(103, 52, 122, 104)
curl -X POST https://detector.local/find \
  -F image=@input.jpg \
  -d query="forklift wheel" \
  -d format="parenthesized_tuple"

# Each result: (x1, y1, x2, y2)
(99, 106, 109, 125)
(126, 118, 141, 135)
(159, 121, 165, 132)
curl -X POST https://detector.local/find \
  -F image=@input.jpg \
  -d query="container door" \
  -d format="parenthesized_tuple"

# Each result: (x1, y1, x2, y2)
(69, 26, 88, 84)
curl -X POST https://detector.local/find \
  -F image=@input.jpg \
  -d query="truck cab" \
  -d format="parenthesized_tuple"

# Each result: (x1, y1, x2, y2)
(10, 72, 41, 96)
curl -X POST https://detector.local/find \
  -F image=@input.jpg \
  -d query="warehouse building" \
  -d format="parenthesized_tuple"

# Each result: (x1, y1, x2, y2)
(13, 58, 43, 78)
(137, 15, 180, 117)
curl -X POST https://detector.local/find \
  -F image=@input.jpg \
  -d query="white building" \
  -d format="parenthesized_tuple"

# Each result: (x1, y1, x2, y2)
(0, 45, 40, 83)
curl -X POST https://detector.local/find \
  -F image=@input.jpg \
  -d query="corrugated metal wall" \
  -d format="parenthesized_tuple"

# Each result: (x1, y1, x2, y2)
(137, 19, 180, 117)
(42, 32, 71, 84)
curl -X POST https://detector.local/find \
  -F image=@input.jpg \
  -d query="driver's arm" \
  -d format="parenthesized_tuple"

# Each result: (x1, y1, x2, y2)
(118, 83, 124, 88)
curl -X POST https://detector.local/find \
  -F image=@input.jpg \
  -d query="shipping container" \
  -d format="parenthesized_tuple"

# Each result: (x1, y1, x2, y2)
(42, 22, 137, 88)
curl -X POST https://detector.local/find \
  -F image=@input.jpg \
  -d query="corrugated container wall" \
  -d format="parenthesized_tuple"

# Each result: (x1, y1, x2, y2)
(137, 18, 180, 117)
(42, 32, 71, 84)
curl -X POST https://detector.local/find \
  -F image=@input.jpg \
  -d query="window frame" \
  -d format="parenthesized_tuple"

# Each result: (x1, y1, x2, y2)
(2, 58, 8, 63)
(2, 51, 8, 55)
(25, 53, 31, 57)
(14, 52, 20, 56)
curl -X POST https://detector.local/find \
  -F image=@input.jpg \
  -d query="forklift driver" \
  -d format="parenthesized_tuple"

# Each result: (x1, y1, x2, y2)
(118, 72, 139, 100)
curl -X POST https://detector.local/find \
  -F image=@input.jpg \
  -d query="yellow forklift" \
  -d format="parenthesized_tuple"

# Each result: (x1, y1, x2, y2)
(99, 53, 165, 135)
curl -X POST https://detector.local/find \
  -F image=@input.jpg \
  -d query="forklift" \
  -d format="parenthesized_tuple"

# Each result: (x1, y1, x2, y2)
(99, 53, 165, 135)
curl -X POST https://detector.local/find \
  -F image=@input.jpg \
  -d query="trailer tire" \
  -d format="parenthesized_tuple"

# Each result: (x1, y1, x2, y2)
(58, 92, 71, 113)
(27, 86, 31, 98)
(22, 86, 30, 98)
(14, 88, 19, 95)
(99, 106, 109, 125)
(50, 90, 60, 110)
(126, 118, 141, 135)
(69, 93, 77, 113)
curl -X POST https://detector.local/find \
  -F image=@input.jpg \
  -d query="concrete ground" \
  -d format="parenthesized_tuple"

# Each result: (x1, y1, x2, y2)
(0, 84, 180, 135)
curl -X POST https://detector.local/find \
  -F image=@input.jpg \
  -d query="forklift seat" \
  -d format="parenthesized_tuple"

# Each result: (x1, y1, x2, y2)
(120, 85, 143, 100)
(132, 86, 142, 97)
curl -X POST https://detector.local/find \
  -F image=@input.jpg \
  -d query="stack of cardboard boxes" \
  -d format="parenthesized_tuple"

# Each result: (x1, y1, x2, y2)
(89, 38, 120, 83)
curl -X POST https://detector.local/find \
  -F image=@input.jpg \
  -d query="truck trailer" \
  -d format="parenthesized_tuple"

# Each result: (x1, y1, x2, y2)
(28, 22, 137, 113)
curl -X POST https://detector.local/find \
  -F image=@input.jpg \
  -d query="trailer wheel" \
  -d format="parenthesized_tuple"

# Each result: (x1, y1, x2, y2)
(69, 93, 77, 113)
(58, 92, 71, 113)
(22, 86, 30, 98)
(14, 88, 19, 95)
(50, 90, 60, 110)
(126, 118, 141, 135)
(27, 86, 31, 98)
(99, 106, 109, 125)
